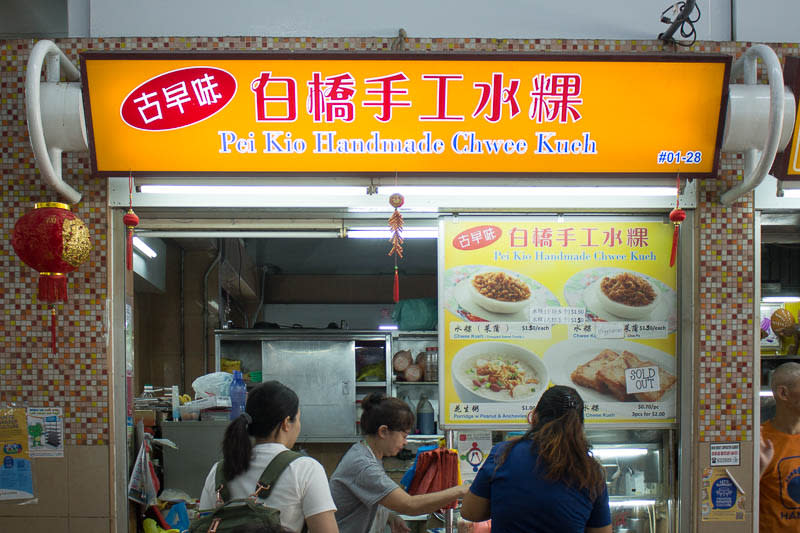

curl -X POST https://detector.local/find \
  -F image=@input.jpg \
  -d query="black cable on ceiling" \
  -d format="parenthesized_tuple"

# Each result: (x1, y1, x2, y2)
(659, 0, 700, 47)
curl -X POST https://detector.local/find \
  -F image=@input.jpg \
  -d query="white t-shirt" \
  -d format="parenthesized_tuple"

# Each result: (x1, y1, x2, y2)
(199, 442, 336, 532)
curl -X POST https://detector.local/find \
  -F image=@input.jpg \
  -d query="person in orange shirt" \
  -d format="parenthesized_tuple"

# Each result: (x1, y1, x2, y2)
(760, 362, 800, 531)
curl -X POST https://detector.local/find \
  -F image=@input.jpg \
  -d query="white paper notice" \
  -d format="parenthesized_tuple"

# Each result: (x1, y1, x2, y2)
(710, 443, 741, 466)
(596, 322, 625, 339)
(27, 407, 64, 458)
(529, 307, 585, 324)
(625, 366, 661, 395)
(456, 431, 493, 483)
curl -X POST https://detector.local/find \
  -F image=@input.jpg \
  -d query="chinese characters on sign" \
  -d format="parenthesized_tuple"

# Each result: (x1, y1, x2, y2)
(247, 70, 585, 124)
(82, 55, 729, 174)
(120, 66, 236, 131)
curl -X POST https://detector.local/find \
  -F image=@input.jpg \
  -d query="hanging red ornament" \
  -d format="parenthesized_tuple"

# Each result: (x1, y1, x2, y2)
(388, 193, 405, 303)
(11, 202, 92, 352)
(669, 177, 686, 267)
(123, 208, 140, 271)
(123, 173, 140, 271)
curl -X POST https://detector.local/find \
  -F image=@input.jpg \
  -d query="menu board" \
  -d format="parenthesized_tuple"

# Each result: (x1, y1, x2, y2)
(439, 217, 677, 427)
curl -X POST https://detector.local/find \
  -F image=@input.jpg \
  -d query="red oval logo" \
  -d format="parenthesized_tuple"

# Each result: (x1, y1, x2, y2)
(120, 66, 237, 131)
(452, 225, 502, 251)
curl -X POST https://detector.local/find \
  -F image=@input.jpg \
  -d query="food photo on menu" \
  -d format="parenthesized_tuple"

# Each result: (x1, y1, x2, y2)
(450, 341, 548, 405)
(543, 339, 677, 405)
(444, 265, 560, 322)
(562, 266, 677, 331)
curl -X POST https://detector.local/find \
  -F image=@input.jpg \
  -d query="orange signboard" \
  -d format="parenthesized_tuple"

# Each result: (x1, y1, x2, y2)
(80, 52, 729, 177)
(772, 56, 800, 180)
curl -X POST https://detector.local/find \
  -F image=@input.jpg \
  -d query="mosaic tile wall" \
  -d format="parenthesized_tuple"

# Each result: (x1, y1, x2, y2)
(1, 36, 797, 447)
(698, 157, 755, 442)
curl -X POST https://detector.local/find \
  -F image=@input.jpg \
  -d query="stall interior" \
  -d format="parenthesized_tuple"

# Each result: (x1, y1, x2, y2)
(131, 232, 677, 533)
(759, 217, 800, 420)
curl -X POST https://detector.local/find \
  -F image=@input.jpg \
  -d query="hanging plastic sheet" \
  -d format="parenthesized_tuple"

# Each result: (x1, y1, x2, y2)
(128, 435, 160, 506)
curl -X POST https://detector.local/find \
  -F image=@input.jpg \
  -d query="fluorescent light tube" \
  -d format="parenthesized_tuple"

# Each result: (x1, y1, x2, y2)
(762, 296, 800, 303)
(380, 186, 676, 197)
(591, 448, 649, 459)
(378, 325, 399, 330)
(139, 184, 676, 198)
(348, 228, 439, 239)
(132, 236, 158, 258)
(139, 185, 367, 196)
(609, 500, 656, 508)
(760, 390, 774, 397)
(137, 231, 342, 239)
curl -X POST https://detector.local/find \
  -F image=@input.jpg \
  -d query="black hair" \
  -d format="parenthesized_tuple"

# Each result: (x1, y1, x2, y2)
(360, 393, 415, 435)
(221, 380, 299, 481)
(531, 384, 584, 427)
(497, 385, 604, 499)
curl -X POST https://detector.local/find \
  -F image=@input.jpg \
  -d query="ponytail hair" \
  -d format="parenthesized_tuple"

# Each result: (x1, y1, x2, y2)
(498, 385, 604, 499)
(360, 393, 414, 435)
(221, 380, 299, 481)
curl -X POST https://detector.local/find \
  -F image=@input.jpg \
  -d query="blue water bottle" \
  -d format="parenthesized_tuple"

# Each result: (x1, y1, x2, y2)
(229, 370, 247, 420)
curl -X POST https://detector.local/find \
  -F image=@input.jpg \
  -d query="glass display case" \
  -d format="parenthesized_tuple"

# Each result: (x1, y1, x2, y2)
(587, 427, 676, 533)
(447, 427, 676, 533)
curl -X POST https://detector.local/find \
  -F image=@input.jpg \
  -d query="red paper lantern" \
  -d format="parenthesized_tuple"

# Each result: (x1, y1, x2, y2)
(668, 207, 686, 267)
(123, 208, 140, 271)
(11, 202, 91, 350)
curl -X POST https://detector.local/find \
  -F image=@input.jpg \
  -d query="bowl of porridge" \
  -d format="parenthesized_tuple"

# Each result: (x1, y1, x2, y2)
(452, 341, 547, 404)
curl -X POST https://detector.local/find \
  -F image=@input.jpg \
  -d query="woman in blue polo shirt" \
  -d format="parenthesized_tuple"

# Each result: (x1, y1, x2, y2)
(461, 385, 611, 533)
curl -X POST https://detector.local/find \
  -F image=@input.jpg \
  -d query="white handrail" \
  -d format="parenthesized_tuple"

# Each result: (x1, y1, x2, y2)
(25, 40, 83, 204)
(720, 44, 786, 206)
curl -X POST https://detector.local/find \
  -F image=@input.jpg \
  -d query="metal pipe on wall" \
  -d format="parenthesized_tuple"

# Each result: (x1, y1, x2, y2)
(251, 266, 268, 327)
(203, 240, 222, 375)
(180, 247, 185, 392)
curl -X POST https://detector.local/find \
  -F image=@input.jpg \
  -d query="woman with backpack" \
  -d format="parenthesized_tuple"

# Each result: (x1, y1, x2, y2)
(199, 380, 339, 533)
(460, 385, 611, 533)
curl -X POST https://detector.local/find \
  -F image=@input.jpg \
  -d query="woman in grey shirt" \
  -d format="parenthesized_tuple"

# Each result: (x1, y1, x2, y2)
(329, 394, 467, 533)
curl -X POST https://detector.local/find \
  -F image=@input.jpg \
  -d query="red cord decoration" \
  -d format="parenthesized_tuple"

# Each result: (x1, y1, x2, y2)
(123, 173, 140, 271)
(50, 305, 57, 352)
(669, 176, 686, 267)
(388, 193, 405, 303)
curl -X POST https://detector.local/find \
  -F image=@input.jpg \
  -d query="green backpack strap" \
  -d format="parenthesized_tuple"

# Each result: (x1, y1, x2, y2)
(254, 450, 308, 533)
(212, 461, 231, 504)
(252, 450, 303, 500)
(211, 450, 307, 532)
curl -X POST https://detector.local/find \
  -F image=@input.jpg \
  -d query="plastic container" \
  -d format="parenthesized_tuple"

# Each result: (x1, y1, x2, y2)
(229, 370, 247, 420)
(416, 394, 435, 435)
(178, 404, 200, 421)
(423, 346, 438, 381)
(171, 385, 180, 421)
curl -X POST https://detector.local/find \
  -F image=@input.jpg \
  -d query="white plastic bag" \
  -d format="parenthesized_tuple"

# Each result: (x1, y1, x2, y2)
(191, 371, 233, 399)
